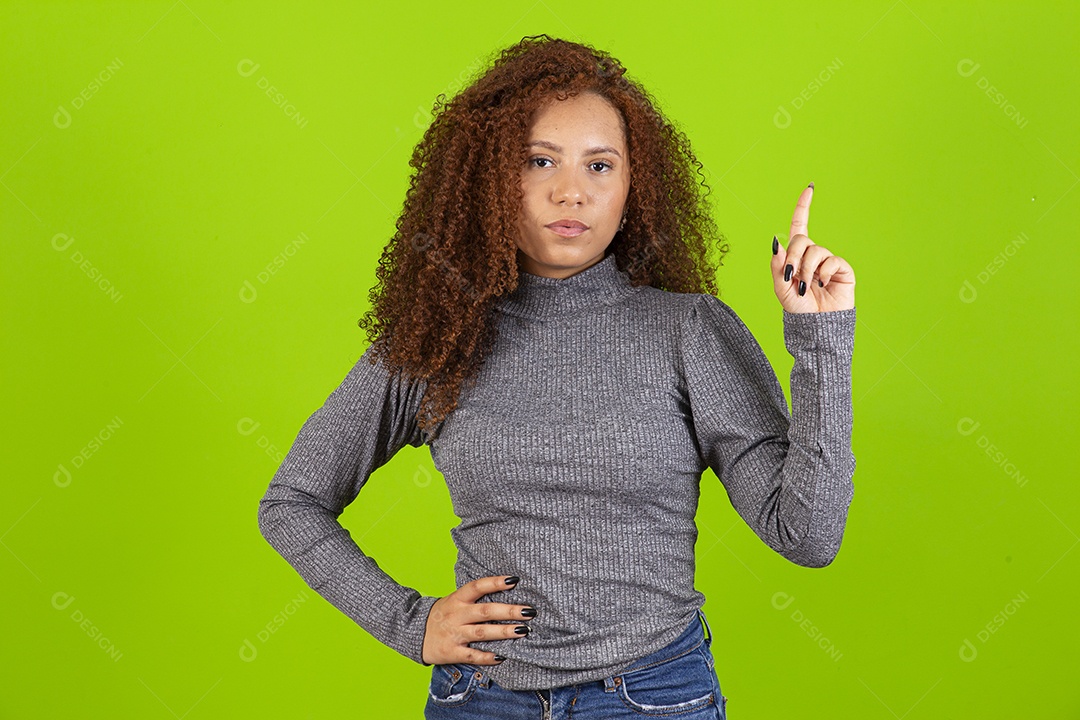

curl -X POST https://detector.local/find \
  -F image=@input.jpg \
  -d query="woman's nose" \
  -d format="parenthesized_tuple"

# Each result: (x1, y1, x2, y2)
(550, 169, 586, 205)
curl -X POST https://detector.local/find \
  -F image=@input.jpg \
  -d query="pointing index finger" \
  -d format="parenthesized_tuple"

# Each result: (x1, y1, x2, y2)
(789, 182, 813, 242)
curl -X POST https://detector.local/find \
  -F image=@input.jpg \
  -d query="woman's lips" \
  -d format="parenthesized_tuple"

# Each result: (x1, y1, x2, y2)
(546, 225, 588, 238)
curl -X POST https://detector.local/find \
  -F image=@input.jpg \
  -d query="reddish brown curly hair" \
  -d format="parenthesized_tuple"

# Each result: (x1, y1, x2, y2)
(358, 34, 729, 437)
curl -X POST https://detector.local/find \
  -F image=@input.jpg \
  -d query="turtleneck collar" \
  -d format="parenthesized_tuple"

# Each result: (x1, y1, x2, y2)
(494, 252, 636, 322)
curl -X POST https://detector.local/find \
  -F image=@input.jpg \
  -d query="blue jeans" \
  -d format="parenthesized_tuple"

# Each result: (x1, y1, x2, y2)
(424, 608, 727, 719)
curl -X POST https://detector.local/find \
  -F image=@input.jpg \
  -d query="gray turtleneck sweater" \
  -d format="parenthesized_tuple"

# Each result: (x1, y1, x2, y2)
(257, 252, 857, 690)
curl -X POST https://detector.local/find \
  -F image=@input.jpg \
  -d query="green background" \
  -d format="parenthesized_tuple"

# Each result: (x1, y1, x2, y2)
(3, 1, 1076, 717)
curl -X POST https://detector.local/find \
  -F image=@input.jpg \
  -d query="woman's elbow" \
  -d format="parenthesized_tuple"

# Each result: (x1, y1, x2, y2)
(786, 539, 844, 568)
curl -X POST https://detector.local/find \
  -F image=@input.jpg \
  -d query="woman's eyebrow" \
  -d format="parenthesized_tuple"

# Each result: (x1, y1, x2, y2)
(527, 139, 623, 159)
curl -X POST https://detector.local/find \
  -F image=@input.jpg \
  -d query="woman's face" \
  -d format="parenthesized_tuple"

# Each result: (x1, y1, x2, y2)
(514, 91, 631, 279)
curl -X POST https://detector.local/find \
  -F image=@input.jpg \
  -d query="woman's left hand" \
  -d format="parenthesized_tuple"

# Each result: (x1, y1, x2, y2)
(771, 184, 856, 313)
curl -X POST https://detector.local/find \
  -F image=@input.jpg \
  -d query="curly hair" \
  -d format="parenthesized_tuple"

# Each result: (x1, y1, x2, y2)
(358, 34, 729, 438)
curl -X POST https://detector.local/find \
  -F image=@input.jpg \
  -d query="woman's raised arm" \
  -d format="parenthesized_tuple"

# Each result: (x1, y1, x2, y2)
(680, 293, 857, 567)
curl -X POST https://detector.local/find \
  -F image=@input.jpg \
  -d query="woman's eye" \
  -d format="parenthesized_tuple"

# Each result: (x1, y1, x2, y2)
(528, 157, 612, 172)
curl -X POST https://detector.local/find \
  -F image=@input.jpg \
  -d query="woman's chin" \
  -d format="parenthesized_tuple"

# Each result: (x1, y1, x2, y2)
(516, 243, 612, 277)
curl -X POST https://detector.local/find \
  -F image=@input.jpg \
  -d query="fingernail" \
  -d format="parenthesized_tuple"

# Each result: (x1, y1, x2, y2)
(514, 625, 530, 635)
(784, 264, 793, 282)
(818, 279, 823, 287)
(521, 607, 538, 618)
(772, 236, 778, 255)
(505, 576, 519, 585)
(494, 654, 507, 662)
(798, 280, 806, 296)
(808, 181, 814, 189)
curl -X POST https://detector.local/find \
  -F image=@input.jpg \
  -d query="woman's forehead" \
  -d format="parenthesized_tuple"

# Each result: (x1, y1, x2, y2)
(526, 93, 627, 151)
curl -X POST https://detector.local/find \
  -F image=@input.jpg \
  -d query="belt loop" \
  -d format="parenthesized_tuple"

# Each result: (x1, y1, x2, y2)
(697, 608, 712, 647)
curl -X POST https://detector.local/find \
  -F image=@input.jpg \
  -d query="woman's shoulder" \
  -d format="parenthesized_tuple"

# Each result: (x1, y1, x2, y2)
(631, 285, 740, 327)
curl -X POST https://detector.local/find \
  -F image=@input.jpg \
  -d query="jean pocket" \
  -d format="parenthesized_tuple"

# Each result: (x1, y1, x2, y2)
(616, 646, 719, 716)
(427, 663, 479, 708)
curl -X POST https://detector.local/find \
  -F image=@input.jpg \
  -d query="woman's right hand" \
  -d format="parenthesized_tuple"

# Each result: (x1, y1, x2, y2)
(421, 575, 538, 666)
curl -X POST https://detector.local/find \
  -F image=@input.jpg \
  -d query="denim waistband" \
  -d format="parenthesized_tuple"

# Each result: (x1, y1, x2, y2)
(457, 609, 714, 692)
(612, 608, 712, 677)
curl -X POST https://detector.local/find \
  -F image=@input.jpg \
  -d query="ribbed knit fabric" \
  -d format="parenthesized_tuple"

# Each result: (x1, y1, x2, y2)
(257, 251, 857, 691)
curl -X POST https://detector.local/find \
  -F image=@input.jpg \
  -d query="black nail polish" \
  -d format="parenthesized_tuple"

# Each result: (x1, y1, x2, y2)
(521, 607, 537, 618)
(515, 625, 530, 635)
(494, 655, 507, 662)
(784, 264, 793, 282)
(798, 280, 806, 296)
(772, 236, 778, 255)
(505, 576, 519, 585)
(818, 279, 823, 287)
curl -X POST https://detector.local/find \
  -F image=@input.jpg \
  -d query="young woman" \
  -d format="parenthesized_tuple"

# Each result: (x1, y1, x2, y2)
(258, 34, 857, 719)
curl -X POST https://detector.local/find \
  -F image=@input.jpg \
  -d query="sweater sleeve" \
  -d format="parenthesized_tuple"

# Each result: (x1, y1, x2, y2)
(256, 342, 440, 664)
(680, 294, 857, 567)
